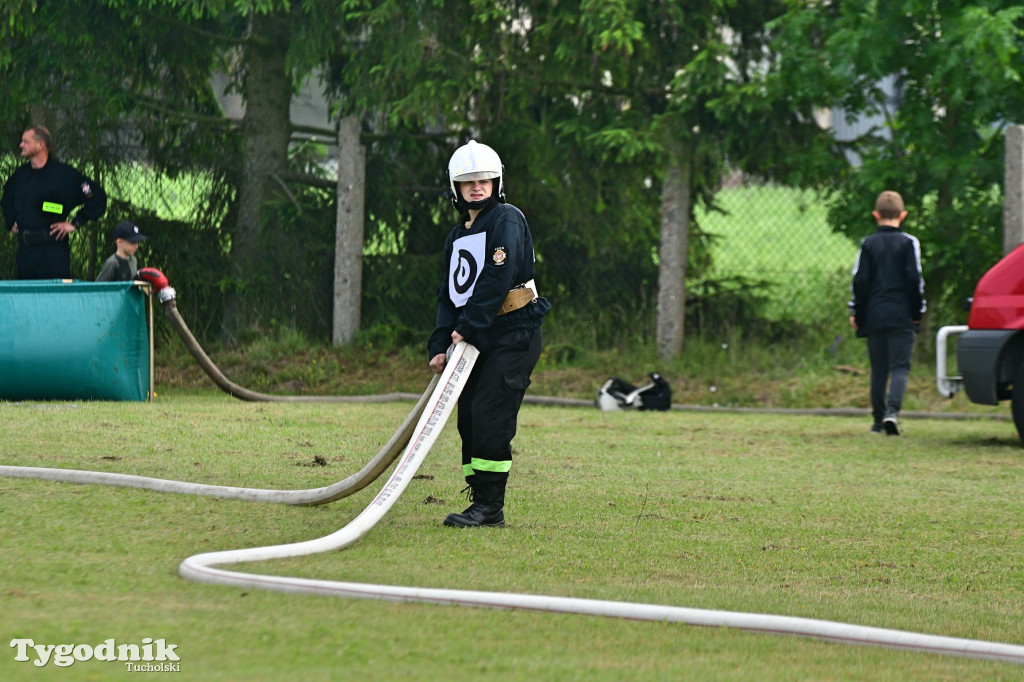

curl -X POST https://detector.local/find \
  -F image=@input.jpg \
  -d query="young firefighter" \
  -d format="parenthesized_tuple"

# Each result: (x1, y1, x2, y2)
(427, 140, 551, 528)
(96, 220, 148, 282)
(849, 190, 926, 435)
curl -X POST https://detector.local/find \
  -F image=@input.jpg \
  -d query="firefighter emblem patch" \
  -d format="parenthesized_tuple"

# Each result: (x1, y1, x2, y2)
(492, 246, 507, 266)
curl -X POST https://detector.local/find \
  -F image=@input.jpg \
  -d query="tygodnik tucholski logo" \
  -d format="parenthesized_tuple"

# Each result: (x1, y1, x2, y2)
(10, 637, 181, 671)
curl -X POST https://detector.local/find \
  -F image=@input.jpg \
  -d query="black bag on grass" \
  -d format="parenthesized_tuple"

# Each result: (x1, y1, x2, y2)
(596, 373, 671, 411)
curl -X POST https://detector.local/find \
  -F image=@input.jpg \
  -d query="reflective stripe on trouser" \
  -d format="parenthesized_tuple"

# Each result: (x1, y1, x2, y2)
(462, 458, 512, 478)
(457, 327, 542, 484)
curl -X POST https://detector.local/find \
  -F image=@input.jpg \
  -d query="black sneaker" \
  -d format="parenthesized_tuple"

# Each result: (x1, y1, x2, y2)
(882, 414, 901, 436)
(870, 422, 884, 434)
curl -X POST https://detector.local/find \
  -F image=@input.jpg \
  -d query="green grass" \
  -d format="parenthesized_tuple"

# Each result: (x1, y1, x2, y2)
(697, 185, 860, 324)
(151, 323, 1009, 420)
(2, 392, 1022, 680)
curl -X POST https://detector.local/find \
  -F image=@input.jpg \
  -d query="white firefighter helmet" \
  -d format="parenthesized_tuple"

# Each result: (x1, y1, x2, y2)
(447, 140, 504, 206)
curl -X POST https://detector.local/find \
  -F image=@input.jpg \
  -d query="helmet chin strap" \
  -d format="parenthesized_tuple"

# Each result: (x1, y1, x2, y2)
(464, 196, 496, 210)
(455, 194, 498, 223)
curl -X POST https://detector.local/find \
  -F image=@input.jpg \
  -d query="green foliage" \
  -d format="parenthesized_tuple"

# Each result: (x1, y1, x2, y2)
(245, 144, 338, 342)
(361, 253, 441, 334)
(5, 0, 1024, 359)
(354, 320, 423, 351)
(335, 0, 794, 349)
(697, 185, 859, 326)
(767, 0, 1024, 326)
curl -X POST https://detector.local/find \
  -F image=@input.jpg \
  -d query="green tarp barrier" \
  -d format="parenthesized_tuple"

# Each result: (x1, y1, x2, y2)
(0, 281, 151, 401)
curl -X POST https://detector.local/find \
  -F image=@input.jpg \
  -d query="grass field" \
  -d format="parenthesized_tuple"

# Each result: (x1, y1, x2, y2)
(697, 185, 859, 325)
(2, 390, 1022, 680)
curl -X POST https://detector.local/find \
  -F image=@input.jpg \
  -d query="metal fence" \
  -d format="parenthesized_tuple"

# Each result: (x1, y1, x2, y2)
(0, 154, 859, 348)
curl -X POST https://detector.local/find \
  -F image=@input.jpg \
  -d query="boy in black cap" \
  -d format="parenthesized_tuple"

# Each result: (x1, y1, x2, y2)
(96, 220, 147, 282)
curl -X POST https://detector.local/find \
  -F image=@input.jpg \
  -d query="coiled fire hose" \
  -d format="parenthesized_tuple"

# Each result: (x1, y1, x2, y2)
(2, 272, 1023, 664)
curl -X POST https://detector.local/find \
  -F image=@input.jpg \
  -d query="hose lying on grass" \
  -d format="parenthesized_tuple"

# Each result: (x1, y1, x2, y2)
(158, 284, 419, 404)
(3, 340, 1022, 664)
(181, 342, 1024, 665)
(0, 372, 436, 506)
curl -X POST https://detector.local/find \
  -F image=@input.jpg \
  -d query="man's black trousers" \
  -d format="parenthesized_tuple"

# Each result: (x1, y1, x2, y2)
(17, 241, 72, 279)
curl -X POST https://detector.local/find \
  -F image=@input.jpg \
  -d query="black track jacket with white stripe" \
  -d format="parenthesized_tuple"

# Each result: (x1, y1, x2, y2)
(849, 225, 926, 337)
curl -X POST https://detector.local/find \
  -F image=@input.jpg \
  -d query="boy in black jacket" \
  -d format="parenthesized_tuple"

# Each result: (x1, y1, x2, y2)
(849, 190, 926, 435)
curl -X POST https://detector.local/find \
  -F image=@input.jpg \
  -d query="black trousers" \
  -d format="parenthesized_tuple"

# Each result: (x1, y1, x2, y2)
(16, 242, 72, 279)
(867, 328, 916, 423)
(457, 327, 542, 485)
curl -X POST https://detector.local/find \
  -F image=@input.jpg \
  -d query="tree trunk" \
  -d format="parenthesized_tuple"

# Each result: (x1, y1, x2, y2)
(333, 115, 365, 346)
(221, 12, 292, 340)
(655, 159, 692, 361)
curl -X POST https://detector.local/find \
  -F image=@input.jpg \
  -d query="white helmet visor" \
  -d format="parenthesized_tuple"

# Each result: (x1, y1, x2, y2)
(452, 170, 500, 183)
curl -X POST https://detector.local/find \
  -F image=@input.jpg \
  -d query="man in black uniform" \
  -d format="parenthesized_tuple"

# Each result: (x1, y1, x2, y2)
(428, 140, 551, 528)
(1, 125, 107, 279)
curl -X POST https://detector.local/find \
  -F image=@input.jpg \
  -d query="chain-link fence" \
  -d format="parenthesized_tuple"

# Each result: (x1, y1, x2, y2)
(1, 151, 859, 350)
(343, 180, 861, 351)
(696, 184, 858, 325)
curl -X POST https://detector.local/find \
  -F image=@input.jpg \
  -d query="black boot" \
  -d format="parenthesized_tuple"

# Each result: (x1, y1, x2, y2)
(443, 480, 506, 528)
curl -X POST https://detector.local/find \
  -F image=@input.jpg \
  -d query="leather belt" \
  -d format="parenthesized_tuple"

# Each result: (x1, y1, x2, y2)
(497, 279, 538, 316)
(18, 231, 50, 247)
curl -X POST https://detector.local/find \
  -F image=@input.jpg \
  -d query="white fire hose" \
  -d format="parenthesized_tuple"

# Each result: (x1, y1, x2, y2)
(3, 342, 1023, 664)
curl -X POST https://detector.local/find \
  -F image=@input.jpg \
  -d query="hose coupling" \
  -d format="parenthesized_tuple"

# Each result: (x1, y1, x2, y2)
(157, 286, 177, 304)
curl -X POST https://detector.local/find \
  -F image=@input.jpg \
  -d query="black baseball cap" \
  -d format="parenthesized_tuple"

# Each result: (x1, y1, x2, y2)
(113, 221, 147, 243)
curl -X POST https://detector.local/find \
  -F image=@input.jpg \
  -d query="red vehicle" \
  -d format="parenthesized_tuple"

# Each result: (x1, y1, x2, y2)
(936, 243, 1024, 441)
